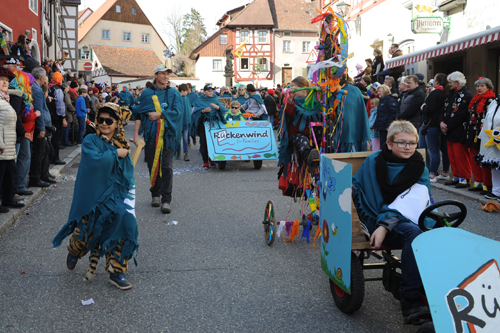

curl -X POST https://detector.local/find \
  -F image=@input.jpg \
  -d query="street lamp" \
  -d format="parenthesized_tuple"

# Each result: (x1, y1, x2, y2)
(336, 1, 351, 17)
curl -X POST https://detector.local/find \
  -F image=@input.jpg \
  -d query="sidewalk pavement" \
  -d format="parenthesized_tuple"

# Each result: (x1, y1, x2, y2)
(0, 144, 81, 235)
(430, 180, 492, 205)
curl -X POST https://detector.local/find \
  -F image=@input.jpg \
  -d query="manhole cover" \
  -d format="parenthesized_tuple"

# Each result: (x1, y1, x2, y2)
(71, 163, 80, 168)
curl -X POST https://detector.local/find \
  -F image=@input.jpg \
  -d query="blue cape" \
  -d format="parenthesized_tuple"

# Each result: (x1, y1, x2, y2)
(248, 93, 264, 105)
(235, 95, 248, 105)
(119, 88, 135, 107)
(52, 135, 139, 264)
(135, 87, 182, 147)
(352, 151, 431, 234)
(186, 91, 198, 106)
(190, 95, 227, 135)
(330, 84, 371, 152)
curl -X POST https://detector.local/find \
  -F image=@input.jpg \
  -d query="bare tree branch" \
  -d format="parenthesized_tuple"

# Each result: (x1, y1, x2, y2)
(160, 5, 183, 54)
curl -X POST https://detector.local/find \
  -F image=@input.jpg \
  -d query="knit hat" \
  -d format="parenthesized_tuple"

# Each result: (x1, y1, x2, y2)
(52, 72, 63, 84)
(93, 87, 99, 94)
(267, 89, 275, 95)
(70, 81, 78, 89)
(475, 77, 494, 90)
(415, 73, 425, 81)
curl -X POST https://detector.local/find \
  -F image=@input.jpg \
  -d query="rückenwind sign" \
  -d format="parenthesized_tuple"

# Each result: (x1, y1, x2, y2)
(411, 16, 451, 34)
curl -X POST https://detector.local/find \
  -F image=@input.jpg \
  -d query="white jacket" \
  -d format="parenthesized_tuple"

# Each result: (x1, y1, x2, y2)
(0, 94, 18, 160)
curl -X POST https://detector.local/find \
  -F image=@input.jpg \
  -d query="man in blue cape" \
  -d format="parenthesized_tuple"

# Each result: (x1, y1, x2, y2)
(52, 103, 138, 290)
(132, 64, 182, 214)
(240, 83, 268, 120)
(191, 84, 227, 169)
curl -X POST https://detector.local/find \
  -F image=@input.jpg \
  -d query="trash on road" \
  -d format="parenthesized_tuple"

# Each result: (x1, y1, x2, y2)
(20, 270, 25, 274)
(481, 201, 500, 212)
(167, 221, 178, 226)
(81, 298, 95, 306)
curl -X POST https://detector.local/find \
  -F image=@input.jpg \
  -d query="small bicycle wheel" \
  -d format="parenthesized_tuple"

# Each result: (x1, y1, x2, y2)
(253, 160, 263, 169)
(330, 252, 365, 313)
(218, 161, 226, 170)
(263, 200, 276, 246)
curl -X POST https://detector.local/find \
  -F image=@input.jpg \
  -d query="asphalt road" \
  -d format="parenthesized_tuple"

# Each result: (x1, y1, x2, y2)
(1, 124, 498, 332)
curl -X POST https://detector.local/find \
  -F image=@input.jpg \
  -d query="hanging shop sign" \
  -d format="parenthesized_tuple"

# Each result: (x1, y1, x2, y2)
(411, 16, 451, 34)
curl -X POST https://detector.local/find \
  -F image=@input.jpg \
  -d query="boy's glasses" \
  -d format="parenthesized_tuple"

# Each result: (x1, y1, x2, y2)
(97, 117, 117, 125)
(392, 141, 418, 149)
(231, 107, 239, 109)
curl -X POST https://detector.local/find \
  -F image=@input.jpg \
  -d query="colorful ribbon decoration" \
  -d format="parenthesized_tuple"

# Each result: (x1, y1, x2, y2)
(150, 95, 164, 186)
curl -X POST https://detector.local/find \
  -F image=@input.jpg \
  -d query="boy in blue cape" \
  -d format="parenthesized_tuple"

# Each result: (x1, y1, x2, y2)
(353, 120, 432, 325)
(52, 103, 138, 290)
(240, 84, 268, 120)
(191, 84, 227, 169)
(132, 64, 182, 214)
(174, 83, 192, 161)
(185, 83, 198, 145)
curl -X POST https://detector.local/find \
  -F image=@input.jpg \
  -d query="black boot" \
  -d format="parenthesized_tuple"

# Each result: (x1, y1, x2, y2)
(401, 294, 431, 325)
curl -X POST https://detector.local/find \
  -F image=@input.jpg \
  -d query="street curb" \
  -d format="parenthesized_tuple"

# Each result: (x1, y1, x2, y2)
(0, 147, 81, 236)
(431, 181, 490, 205)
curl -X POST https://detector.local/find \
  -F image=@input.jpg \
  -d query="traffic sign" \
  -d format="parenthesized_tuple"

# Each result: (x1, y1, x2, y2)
(306, 49, 318, 63)
(83, 62, 92, 71)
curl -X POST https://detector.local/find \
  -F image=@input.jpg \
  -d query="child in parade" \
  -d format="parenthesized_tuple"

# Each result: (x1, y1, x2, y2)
(225, 101, 245, 121)
(240, 84, 267, 120)
(191, 84, 227, 169)
(353, 120, 431, 325)
(369, 98, 380, 150)
(175, 84, 192, 161)
(53, 103, 139, 290)
(75, 88, 89, 145)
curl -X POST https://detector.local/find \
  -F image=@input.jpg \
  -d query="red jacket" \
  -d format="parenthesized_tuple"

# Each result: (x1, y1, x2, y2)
(22, 108, 38, 141)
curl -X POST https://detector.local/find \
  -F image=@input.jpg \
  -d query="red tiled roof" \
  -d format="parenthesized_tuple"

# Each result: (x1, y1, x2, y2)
(92, 45, 161, 77)
(78, 0, 117, 42)
(270, 0, 319, 30)
(227, 0, 274, 27)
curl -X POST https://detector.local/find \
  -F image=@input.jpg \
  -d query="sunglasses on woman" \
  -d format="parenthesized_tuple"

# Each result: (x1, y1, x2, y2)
(97, 117, 117, 125)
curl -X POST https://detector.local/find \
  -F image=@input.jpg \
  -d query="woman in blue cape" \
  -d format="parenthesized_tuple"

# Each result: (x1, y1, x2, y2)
(277, 76, 322, 174)
(191, 84, 227, 169)
(52, 103, 138, 290)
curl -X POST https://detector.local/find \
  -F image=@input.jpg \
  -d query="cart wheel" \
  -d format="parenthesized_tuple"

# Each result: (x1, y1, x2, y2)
(218, 161, 226, 170)
(253, 160, 263, 169)
(263, 200, 276, 246)
(330, 252, 365, 313)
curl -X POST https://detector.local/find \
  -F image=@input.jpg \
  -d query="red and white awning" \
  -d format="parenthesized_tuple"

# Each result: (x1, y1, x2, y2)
(386, 26, 500, 69)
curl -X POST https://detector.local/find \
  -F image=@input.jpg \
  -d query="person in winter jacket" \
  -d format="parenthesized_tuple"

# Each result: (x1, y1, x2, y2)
(264, 89, 278, 126)
(0, 67, 24, 213)
(419, 73, 448, 181)
(240, 84, 267, 120)
(397, 75, 425, 130)
(175, 84, 192, 161)
(48, 72, 67, 165)
(75, 89, 89, 144)
(371, 49, 384, 84)
(374, 84, 399, 145)
(439, 71, 473, 188)
(465, 77, 496, 192)
(62, 83, 75, 147)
